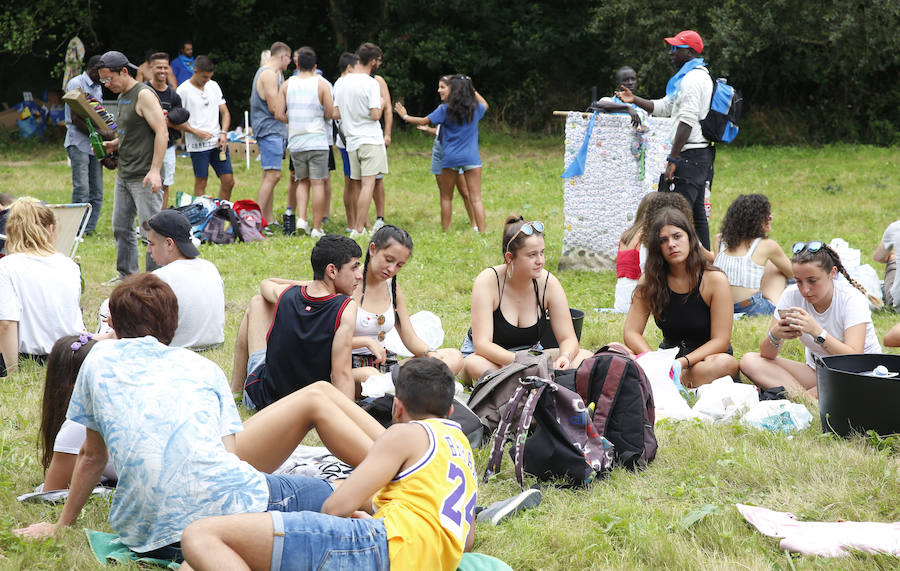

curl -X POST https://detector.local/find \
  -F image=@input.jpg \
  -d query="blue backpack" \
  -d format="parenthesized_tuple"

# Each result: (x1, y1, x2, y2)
(701, 77, 742, 144)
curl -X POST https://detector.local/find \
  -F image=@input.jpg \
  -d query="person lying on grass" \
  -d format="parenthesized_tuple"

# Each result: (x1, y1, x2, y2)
(178, 357, 476, 571)
(624, 207, 738, 387)
(14, 273, 383, 564)
(351, 224, 463, 384)
(230, 234, 362, 407)
(740, 241, 881, 399)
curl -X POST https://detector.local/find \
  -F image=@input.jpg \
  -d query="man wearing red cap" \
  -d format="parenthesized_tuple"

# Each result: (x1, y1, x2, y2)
(617, 30, 715, 249)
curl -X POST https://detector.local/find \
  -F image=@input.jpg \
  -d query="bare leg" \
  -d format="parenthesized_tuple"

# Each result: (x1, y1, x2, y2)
(257, 170, 282, 224)
(230, 295, 275, 393)
(760, 261, 788, 304)
(740, 352, 817, 398)
(288, 171, 298, 212)
(194, 177, 209, 197)
(344, 178, 358, 230)
(323, 176, 332, 220)
(161, 187, 169, 209)
(463, 167, 486, 232)
(181, 512, 273, 571)
(218, 174, 235, 201)
(436, 169, 457, 231)
(310, 178, 326, 231)
(354, 175, 377, 232)
(235, 381, 385, 472)
(455, 172, 477, 228)
(462, 353, 501, 386)
(295, 177, 310, 223)
(681, 353, 739, 387)
(432, 348, 464, 376)
(374, 177, 385, 219)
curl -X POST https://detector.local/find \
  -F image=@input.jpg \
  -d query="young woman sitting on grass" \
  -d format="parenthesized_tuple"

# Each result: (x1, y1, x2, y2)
(713, 194, 793, 317)
(351, 225, 463, 384)
(39, 334, 117, 492)
(462, 215, 592, 384)
(616, 191, 695, 313)
(624, 208, 738, 387)
(0, 198, 86, 373)
(740, 241, 881, 399)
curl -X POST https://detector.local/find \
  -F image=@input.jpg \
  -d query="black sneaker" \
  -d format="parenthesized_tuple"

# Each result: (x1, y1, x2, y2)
(476, 488, 542, 525)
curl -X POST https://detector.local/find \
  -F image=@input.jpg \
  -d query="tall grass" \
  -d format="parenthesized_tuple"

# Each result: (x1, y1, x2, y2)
(1, 131, 898, 569)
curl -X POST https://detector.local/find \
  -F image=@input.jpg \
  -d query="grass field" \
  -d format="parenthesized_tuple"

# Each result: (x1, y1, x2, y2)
(1, 130, 899, 570)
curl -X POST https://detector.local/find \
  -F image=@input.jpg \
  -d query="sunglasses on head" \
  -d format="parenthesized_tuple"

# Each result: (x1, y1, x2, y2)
(792, 241, 824, 255)
(506, 221, 545, 256)
(669, 44, 690, 53)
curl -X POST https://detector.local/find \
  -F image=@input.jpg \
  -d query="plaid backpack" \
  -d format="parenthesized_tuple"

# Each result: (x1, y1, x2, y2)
(483, 376, 614, 487)
(200, 204, 243, 244)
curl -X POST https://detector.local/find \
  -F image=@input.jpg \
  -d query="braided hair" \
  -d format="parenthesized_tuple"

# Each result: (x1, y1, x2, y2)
(791, 242, 870, 298)
(361, 225, 414, 324)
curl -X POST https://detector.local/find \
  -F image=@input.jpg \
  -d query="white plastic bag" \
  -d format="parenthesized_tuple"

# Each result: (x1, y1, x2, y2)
(382, 310, 444, 357)
(692, 376, 759, 421)
(741, 400, 813, 433)
(635, 348, 701, 421)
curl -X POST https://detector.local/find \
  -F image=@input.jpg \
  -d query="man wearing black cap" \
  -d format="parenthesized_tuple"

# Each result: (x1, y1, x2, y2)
(144, 210, 225, 350)
(97, 50, 169, 283)
(616, 30, 715, 249)
(64, 55, 105, 235)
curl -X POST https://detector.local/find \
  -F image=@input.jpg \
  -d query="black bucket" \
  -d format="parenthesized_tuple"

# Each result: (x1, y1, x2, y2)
(815, 353, 900, 437)
(539, 308, 585, 350)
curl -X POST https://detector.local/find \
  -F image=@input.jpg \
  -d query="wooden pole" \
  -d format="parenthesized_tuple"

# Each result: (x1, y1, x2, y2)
(553, 111, 594, 118)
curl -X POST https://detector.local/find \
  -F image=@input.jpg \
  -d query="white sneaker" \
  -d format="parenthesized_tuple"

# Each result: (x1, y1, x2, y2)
(296, 218, 310, 235)
(310, 228, 326, 239)
(373, 217, 386, 231)
(349, 228, 368, 240)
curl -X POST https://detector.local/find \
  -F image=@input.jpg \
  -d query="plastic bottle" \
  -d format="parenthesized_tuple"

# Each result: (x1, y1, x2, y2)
(283, 208, 295, 235)
(85, 118, 106, 159)
(703, 180, 711, 219)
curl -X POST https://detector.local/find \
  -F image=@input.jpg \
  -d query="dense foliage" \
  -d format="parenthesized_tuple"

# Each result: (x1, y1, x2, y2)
(1, 0, 898, 144)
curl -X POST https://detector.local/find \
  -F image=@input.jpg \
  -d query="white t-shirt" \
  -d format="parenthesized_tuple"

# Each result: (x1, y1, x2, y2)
(176, 79, 225, 152)
(333, 72, 383, 151)
(651, 66, 713, 150)
(776, 281, 881, 368)
(68, 337, 268, 552)
(53, 419, 118, 482)
(153, 258, 225, 350)
(881, 221, 900, 307)
(0, 252, 85, 355)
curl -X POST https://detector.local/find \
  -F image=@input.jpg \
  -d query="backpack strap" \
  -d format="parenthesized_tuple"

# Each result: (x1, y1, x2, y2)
(511, 378, 547, 488)
(483, 380, 532, 482)
(575, 357, 594, 402)
(591, 356, 627, 437)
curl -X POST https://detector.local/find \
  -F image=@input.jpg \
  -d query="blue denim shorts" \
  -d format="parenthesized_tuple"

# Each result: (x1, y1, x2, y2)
(269, 510, 390, 571)
(190, 147, 233, 178)
(733, 291, 776, 317)
(265, 474, 334, 513)
(258, 134, 286, 170)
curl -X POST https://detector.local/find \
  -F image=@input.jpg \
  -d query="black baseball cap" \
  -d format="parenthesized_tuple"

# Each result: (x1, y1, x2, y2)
(143, 210, 200, 258)
(98, 51, 139, 71)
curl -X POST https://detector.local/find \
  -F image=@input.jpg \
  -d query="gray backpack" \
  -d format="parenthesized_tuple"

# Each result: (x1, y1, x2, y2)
(467, 351, 553, 433)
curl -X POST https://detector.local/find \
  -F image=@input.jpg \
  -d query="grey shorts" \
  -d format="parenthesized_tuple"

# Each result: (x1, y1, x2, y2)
(290, 149, 329, 180)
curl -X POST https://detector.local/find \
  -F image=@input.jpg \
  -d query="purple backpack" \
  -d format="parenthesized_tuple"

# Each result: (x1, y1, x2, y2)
(483, 376, 614, 488)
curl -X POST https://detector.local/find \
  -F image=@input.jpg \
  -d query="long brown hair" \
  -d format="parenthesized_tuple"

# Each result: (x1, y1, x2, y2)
(40, 334, 98, 471)
(637, 208, 721, 319)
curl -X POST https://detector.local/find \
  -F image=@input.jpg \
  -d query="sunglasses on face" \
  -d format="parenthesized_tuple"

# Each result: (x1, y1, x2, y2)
(669, 44, 690, 53)
(792, 241, 824, 255)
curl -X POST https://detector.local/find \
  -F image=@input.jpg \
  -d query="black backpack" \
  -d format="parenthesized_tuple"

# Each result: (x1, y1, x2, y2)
(467, 351, 554, 434)
(556, 345, 657, 469)
(359, 395, 488, 449)
(700, 75, 742, 144)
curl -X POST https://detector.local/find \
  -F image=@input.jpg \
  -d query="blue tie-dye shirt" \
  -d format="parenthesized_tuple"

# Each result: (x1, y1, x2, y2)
(67, 337, 268, 552)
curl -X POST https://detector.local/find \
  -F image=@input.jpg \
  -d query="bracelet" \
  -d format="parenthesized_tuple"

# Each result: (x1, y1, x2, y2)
(666, 155, 679, 163)
(683, 355, 691, 368)
(767, 330, 782, 348)
(402, 114, 409, 121)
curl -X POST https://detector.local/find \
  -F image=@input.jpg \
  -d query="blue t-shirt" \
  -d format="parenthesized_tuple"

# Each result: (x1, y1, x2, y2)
(67, 337, 268, 552)
(427, 102, 486, 169)
(171, 54, 194, 86)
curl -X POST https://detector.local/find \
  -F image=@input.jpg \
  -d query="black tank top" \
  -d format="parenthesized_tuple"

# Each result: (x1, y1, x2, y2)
(654, 270, 711, 357)
(490, 267, 548, 350)
(248, 285, 351, 408)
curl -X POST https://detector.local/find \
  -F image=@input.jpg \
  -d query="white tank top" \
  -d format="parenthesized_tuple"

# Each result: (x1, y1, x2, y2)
(714, 237, 765, 289)
(286, 75, 328, 152)
(351, 289, 396, 356)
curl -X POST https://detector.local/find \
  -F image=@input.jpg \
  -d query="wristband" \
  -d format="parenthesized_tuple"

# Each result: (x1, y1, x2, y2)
(402, 115, 409, 121)
(767, 330, 782, 347)
(683, 355, 691, 368)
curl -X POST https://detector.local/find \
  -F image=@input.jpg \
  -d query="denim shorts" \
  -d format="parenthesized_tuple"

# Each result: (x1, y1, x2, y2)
(269, 510, 390, 571)
(243, 349, 267, 411)
(190, 147, 233, 178)
(258, 134, 286, 170)
(733, 291, 776, 318)
(265, 474, 334, 513)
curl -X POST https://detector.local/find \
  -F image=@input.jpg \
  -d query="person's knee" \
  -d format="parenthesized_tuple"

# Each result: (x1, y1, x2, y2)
(181, 518, 219, 555)
(739, 352, 762, 374)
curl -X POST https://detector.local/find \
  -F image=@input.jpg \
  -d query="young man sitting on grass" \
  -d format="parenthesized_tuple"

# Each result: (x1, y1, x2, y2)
(14, 273, 384, 562)
(231, 234, 362, 407)
(179, 357, 477, 571)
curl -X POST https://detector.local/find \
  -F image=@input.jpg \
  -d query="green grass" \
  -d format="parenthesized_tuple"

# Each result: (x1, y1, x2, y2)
(2, 131, 899, 569)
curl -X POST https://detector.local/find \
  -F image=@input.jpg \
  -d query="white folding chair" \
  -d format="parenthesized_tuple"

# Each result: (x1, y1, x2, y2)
(48, 203, 91, 258)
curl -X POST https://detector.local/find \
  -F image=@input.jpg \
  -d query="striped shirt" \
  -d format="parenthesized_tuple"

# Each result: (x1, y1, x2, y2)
(286, 75, 328, 152)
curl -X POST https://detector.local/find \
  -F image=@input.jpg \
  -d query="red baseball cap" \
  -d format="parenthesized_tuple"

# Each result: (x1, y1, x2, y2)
(664, 30, 703, 54)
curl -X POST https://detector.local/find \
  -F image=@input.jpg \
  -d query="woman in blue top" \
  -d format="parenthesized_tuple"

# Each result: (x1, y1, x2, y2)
(395, 75, 488, 232)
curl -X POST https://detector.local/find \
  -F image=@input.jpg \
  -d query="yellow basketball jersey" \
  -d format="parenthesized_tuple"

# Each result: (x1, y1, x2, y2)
(373, 418, 478, 571)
